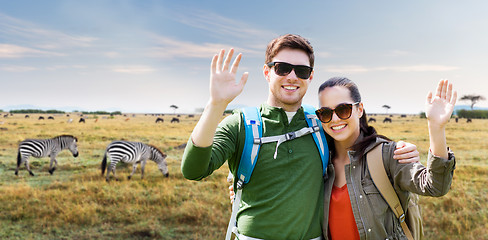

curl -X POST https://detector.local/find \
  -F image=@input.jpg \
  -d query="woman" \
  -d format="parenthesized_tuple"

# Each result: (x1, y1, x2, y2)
(317, 77, 456, 239)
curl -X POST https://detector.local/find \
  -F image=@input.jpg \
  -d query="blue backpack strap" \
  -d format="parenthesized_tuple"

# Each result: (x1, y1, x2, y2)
(302, 104, 329, 176)
(236, 107, 262, 189)
(227, 106, 262, 240)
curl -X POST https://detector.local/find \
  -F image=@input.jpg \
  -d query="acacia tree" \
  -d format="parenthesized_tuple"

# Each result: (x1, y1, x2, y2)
(460, 94, 485, 110)
(382, 105, 391, 114)
(170, 105, 178, 114)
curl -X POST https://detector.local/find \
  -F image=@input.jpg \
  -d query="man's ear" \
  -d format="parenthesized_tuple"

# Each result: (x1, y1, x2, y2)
(263, 64, 270, 82)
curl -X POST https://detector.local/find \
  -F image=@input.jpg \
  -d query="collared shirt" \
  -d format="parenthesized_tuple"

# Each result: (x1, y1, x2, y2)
(182, 103, 325, 240)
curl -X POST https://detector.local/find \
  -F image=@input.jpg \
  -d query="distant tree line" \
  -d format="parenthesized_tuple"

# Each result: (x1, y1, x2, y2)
(456, 109, 488, 119)
(8, 109, 123, 115)
(10, 109, 65, 114)
(420, 109, 488, 119)
(81, 111, 122, 115)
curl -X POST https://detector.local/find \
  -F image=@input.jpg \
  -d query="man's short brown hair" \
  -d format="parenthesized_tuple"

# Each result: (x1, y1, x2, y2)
(265, 34, 314, 67)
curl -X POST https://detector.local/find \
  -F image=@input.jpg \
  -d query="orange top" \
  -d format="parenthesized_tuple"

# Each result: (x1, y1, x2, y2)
(328, 184, 360, 240)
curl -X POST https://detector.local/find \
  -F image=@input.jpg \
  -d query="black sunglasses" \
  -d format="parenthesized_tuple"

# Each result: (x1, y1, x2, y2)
(315, 102, 360, 123)
(266, 62, 313, 79)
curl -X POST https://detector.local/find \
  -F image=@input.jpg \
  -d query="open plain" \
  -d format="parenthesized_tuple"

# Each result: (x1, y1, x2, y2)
(0, 113, 486, 239)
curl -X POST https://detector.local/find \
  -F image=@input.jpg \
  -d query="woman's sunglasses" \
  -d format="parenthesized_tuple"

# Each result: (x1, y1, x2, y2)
(266, 62, 313, 79)
(315, 102, 360, 123)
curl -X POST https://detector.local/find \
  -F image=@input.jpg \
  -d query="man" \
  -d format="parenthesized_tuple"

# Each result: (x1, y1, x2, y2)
(181, 34, 418, 239)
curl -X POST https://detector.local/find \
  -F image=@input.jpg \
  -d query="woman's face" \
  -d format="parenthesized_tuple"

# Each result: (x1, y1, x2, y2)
(318, 86, 363, 145)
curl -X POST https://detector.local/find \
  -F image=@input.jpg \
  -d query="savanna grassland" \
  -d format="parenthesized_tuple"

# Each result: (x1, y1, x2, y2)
(0, 113, 486, 239)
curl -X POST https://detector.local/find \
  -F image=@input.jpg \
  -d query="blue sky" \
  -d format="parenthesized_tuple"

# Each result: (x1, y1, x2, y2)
(1, 1, 487, 114)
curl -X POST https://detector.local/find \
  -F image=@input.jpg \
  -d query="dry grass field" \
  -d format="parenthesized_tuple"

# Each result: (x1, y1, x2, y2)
(0, 113, 486, 239)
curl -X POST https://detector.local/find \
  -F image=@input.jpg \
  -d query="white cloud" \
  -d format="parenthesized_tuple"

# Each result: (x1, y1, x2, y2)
(0, 65, 38, 72)
(172, 9, 276, 41)
(385, 50, 411, 57)
(0, 13, 97, 53)
(0, 64, 89, 72)
(377, 65, 459, 72)
(109, 65, 157, 74)
(324, 64, 459, 73)
(103, 52, 121, 58)
(45, 65, 88, 71)
(147, 35, 261, 59)
(0, 44, 64, 58)
(316, 51, 332, 58)
(324, 65, 370, 73)
(147, 9, 273, 59)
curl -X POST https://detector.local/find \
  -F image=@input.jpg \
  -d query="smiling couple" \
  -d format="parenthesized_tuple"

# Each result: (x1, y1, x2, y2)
(181, 34, 455, 240)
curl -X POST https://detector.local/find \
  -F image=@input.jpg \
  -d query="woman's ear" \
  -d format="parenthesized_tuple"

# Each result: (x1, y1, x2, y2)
(357, 102, 364, 118)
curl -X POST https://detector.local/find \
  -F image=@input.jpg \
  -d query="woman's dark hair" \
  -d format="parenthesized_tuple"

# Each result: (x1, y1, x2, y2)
(318, 77, 391, 158)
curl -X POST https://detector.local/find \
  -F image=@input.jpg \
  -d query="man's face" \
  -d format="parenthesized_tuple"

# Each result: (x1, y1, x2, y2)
(264, 48, 313, 112)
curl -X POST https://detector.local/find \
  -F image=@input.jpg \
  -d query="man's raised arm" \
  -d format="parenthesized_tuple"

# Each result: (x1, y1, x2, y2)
(191, 48, 248, 147)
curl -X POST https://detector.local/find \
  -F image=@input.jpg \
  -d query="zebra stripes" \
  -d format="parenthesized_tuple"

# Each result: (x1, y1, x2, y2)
(15, 135, 79, 176)
(101, 141, 169, 181)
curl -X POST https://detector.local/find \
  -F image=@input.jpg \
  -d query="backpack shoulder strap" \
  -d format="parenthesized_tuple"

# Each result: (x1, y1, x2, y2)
(226, 107, 262, 240)
(302, 104, 329, 176)
(227, 105, 328, 240)
(235, 105, 329, 185)
(367, 143, 414, 240)
(236, 106, 263, 188)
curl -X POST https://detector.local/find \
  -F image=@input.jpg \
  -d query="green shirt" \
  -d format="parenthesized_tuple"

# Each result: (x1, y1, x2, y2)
(182, 103, 324, 240)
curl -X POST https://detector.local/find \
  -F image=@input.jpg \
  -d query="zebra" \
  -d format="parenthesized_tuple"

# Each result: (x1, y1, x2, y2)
(15, 135, 79, 176)
(101, 141, 169, 181)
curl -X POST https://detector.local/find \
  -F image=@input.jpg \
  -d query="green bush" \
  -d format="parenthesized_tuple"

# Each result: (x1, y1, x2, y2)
(457, 109, 488, 119)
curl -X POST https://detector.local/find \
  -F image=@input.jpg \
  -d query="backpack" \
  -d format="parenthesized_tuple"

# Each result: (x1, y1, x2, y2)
(367, 143, 424, 240)
(225, 105, 329, 240)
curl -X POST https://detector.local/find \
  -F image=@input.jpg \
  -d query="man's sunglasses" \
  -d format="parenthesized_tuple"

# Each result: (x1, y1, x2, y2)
(266, 62, 313, 79)
(315, 102, 360, 123)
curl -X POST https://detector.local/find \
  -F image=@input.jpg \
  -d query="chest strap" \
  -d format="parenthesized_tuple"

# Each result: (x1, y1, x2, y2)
(260, 125, 321, 159)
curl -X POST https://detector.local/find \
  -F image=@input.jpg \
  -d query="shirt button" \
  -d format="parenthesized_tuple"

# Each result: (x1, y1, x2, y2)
(288, 149, 293, 154)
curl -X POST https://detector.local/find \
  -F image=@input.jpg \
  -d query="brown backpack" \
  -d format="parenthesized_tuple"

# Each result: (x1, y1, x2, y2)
(367, 143, 424, 240)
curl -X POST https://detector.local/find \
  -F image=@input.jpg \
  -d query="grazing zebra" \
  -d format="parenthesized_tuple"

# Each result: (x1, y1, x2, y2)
(101, 141, 169, 181)
(15, 135, 79, 176)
